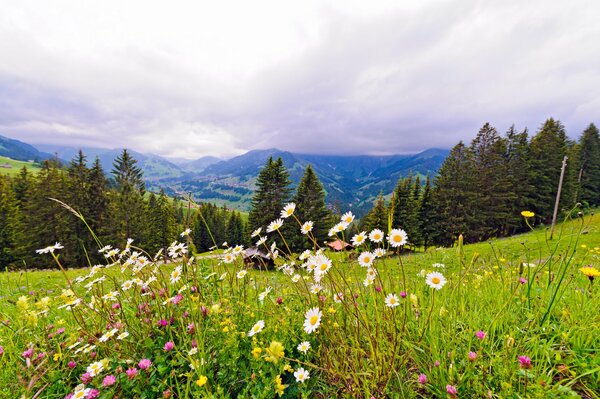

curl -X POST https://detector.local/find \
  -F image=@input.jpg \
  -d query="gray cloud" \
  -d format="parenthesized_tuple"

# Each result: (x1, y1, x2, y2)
(0, 0, 598, 158)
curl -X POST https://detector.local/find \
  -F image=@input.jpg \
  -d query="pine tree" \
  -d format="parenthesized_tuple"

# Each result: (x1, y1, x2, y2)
(111, 149, 146, 245)
(146, 189, 176, 257)
(0, 176, 23, 268)
(13, 167, 31, 206)
(226, 211, 245, 246)
(362, 193, 388, 233)
(504, 126, 533, 234)
(292, 164, 331, 250)
(87, 157, 110, 249)
(417, 175, 436, 250)
(248, 157, 292, 233)
(577, 123, 600, 206)
(432, 142, 477, 245)
(390, 174, 417, 243)
(528, 118, 569, 223)
(469, 123, 515, 240)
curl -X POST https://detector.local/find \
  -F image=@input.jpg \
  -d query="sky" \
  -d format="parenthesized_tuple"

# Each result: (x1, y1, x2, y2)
(0, 0, 599, 159)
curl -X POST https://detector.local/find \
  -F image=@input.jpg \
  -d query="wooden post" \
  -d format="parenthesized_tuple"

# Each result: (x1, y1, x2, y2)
(550, 156, 568, 240)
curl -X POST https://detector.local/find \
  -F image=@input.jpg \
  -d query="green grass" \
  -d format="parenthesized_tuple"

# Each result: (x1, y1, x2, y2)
(0, 155, 42, 176)
(0, 213, 599, 398)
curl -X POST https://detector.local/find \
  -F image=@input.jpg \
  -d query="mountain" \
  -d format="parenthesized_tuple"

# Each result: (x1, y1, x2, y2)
(170, 156, 222, 173)
(35, 144, 187, 181)
(0, 134, 54, 162)
(168, 148, 449, 216)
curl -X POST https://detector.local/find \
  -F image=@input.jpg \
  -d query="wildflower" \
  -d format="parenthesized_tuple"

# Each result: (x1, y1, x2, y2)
(303, 307, 322, 334)
(310, 284, 323, 294)
(223, 252, 236, 264)
(87, 389, 100, 399)
(333, 292, 344, 303)
(281, 203, 296, 218)
(432, 263, 445, 268)
(196, 375, 208, 387)
(164, 341, 175, 351)
(35, 242, 64, 254)
(267, 218, 284, 233)
(358, 251, 374, 267)
(188, 347, 198, 356)
(265, 341, 285, 363)
(237, 270, 247, 279)
(251, 347, 262, 359)
(329, 222, 349, 236)
(86, 361, 104, 377)
(388, 229, 408, 247)
(385, 293, 400, 308)
(248, 320, 265, 337)
(468, 351, 477, 361)
(519, 277, 527, 284)
(314, 255, 332, 276)
(409, 293, 418, 306)
(518, 356, 531, 369)
(369, 229, 384, 243)
(291, 274, 301, 283)
(418, 373, 427, 385)
(121, 280, 135, 290)
(251, 227, 262, 237)
(259, 287, 272, 301)
(521, 210, 535, 218)
(274, 375, 287, 396)
(400, 291, 407, 298)
(341, 211, 355, 224)
(102, 375, 116, 387)
(374, 247, 387, 258)
(299, 221, 313, 235)
(71, 385, 91, 399)
(180, 228, 192, 237)
(99, 328, 118, 343)
(126, 368, 138, 380)
(294, 367, 310, 383)
(425, 272, 447, 290)
(475, 330, 486, 340)
(138, 358, 152, 370)
(81, 372, 93, 384)
(297, 341, 311, 353)
(446, 385, 458, 396)
(256, 236, 267, 246)
(580, 266, 600, 281)
(351, 232, 367, 247)
(16, 296, 29, 311)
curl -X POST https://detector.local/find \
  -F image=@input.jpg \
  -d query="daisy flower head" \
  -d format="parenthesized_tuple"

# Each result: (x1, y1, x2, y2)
(233, 245, 244, 255)
(116, 331, 129, 340)
(248, 320, 265, 337)
(237, 270, 247, 279)
(180, 228, 191, 237)
(432, 263, 445, 269)
(297, 341, 311, 353)
(374, 248, 387, 258)
(281, 203, 296, 218)
(333, 292, 344, 303)
(223, 252, 236, 264)
(385, 293, 400, 308)
(351, 232, 367, 247)
(388, 228, 408, 247)
(301, 221, 313, 235)
(86, 361, 104, 377)
(314, 254, 332, 276)
(369, 229, 384, 243)
(294, 367, 310, 383)
(259, 287, 272, 301)
(341, 211, 355, 224)
(251, 227, 262, 238)
(303, 307, 322, 334)
(170, 266, 183, 284)
(425, 271, 447, 290)
(358, 251, 375, 267)
(267, 218, 284, 233)
(256, 236, 267, 246)
(35, 242, 64, 254)
(72, 385, 91, 399)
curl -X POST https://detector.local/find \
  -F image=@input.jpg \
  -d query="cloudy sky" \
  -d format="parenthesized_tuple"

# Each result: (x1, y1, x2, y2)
(0, 0, 599, 159)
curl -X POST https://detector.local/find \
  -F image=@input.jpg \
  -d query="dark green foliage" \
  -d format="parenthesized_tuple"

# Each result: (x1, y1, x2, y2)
(504, 126, 534, 234)
(292, 165, 331, 250)
(146, 189, 177, 257)
(248, 156, 292, 233)
(362, 193, 388, 233)
(0, 176, 22, 267)
(577, 123, 600, 206)
(417, 175, 436, 250)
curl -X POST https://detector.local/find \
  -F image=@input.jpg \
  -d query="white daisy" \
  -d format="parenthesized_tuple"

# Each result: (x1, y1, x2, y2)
(425, 272, 447, 290)
(374, 248, 387, 258)
(303, 307, 322, 334)
(388, 229, 408, 247)
(294, 367, 310, 383)
(369, 229, 384, 243)
(341, 211, 355, 224)
(358, 251, 375, 267)
(385, 293, 400, 308)
(301, 221, 314, 235)
(86, 360, 104, 377)
(223, 253, 236, 264)
(248, 320, 265, 337)
(251, 227, 262, 238)
(116, 331, 129, 340)
(266, 218, 284, 233)
(170, 266, 183, 284)
(72, 385, 91, 399)
(351, 231, 367, 247)
(237, 270, 247, 279)
(281, 203, 296, 218)
(297, 341, 311, 353)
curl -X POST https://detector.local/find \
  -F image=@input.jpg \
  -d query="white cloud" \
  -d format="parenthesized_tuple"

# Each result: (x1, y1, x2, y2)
(0, 0, 599, 158)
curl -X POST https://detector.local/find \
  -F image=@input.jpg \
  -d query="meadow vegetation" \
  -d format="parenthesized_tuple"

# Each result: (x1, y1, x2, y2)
(0, 204, 598, 398)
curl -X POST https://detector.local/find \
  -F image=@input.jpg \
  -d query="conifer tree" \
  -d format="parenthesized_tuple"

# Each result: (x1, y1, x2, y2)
(292, 164, 331, 250)
(248, 157, 292, 233)
(87, 157, 110, 248)
(146, 189, 176, 257)
(362, 193, 388, 233)
(0, 176, 23, 268)
(417, 175, 436, 250)
(577, 123, 600, 206)
(389, 174, 417, 243)
(111, 149, 146, 244)
(432, 142, 477, 245)
(226, 211, 245, 246)
(504, 126, 533, 234)
(528, 118, 569, 223)
(13, 167, 31, 206)
(66, 150, 94, 266)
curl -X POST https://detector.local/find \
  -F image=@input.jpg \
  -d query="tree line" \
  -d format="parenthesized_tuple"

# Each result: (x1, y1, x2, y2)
(0, 150, 247, 269)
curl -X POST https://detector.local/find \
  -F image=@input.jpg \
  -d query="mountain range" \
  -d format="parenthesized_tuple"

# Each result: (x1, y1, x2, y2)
(1, 134, 449, 217)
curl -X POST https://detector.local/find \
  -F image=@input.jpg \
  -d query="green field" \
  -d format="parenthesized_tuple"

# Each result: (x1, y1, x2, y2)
(0, 155, 42, 176)
(0, 212, 599, 398)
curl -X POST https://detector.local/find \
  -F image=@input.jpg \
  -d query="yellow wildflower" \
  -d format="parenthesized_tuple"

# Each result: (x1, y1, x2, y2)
(251, 347, 262, 359)
(283, 364, 293, 372)
(580, 266, 600, 281)
(53, 353, 62, 361)
(274, 375, 287, 397)
(16, 296, 29, 311)
(521, 210, 535, 218)
(196, 375, 208, 387)
(265, 341, 285, 363)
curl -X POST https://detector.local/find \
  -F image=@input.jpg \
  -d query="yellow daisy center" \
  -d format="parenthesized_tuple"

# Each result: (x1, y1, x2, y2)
(393, 235, 401, 242)
(432, 277, 440, 284)
(310, 315, 318, 325)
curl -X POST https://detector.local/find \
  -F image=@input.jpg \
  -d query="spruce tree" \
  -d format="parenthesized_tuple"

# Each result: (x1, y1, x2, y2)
(66, 150, 94, 266)
(0, 176, 23, 268)
(87, 157, 110, 249)
(362, 193, 388, 233)
(528, 118, 569, 223)
(292, 164, 331, 250)
(577, 123, 600, 206)
(417, 175, 436, 250)
(248, 157, 292, 233)
(504, 126, 533, 234)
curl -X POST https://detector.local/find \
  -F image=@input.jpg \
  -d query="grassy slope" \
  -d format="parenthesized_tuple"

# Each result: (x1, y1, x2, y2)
(0, 155, 42, 176)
